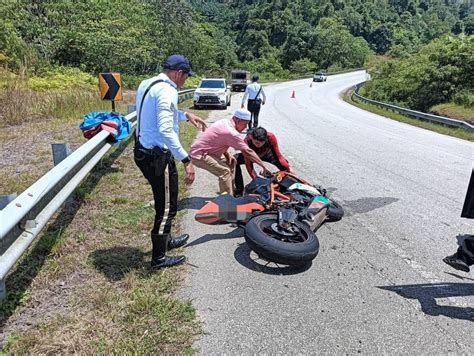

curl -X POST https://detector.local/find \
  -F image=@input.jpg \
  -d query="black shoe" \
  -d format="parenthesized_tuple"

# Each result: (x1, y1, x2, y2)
(151, 255, 186, 269)
(168, 234, 189, 249)
(443, 253, 470, 272)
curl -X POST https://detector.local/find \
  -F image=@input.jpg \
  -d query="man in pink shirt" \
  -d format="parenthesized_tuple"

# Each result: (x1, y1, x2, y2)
(190, 109, 270, 194)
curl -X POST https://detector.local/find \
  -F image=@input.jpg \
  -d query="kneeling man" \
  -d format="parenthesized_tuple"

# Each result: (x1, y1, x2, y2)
(190, 109, 270, 195)
(234, 126, 294, 196)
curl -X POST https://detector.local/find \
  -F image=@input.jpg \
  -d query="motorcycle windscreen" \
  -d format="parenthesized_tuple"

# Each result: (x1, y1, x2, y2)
(195, 194, 265, 224)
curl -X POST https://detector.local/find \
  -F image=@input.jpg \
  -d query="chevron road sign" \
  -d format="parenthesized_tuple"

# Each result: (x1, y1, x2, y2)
(99, 73, 123, 111)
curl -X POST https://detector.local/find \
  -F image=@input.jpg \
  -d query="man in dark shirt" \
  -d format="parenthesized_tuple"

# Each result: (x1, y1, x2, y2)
(234, 127, 294, 196)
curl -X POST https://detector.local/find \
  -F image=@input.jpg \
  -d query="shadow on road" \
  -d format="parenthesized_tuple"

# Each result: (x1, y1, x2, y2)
(178, 196, 214, 211)
(185, 226, 244, 247)
(343, 196, 398, 217)
(186, 228, 313, 275)
(234, 243, 312, 275)
(378, 282, 474, 322)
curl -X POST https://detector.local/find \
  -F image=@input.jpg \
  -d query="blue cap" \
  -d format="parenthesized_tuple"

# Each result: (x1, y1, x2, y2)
(163, 54, 195, 76)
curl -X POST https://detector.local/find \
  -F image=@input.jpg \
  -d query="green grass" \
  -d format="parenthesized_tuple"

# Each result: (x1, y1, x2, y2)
(0, 97, 205, 353)
(0, 227, 66, 319)
(431, 102, 474, 123)
(343, 91, 474, 142)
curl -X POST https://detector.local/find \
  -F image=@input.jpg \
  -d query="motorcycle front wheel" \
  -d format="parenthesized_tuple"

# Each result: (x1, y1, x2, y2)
(244, 212, 319, 266)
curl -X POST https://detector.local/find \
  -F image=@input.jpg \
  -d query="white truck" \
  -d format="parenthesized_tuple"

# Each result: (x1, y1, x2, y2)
(231, 70, 251, 91)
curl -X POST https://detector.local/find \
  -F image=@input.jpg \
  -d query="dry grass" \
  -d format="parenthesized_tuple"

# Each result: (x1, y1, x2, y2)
(0, 86, 104, 127)
(0, 87, 131, 196)
(0, 91, 206, 353)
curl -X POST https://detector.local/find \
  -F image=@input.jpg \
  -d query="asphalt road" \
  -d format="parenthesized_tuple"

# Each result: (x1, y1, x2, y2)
(179, 71, 473, 353)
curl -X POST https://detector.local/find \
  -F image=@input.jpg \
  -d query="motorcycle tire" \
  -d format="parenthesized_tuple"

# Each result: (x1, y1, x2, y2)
(244, 212, 319, 266)
(327, 199, 344, 222)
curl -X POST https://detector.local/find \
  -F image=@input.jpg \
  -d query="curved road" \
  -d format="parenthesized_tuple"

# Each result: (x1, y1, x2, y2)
(180, 71, 473, 353)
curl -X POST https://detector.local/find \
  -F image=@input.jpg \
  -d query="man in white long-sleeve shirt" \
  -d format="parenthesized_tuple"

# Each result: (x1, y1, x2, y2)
(134, 54, 207, 269)
(241, 74, 266, 129)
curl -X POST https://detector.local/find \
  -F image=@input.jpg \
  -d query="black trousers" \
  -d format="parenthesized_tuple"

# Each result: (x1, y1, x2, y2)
(461, 169, 474, 219)
(234, 153, 288, 195)
(134, 144, 178, 235)
(458, 169, 474, 264)
(457, 236, 474, 265)
(247, 100, 261, 129)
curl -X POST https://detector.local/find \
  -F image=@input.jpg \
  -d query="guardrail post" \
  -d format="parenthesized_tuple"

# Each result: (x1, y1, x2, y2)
(0, 193, 17, 210)
(0, 279, 5, 300)
(52, 144, 72, 166)
(128, 105, 136, 114)
(1, 193, 17, 300)
(52, 144, 73, 205)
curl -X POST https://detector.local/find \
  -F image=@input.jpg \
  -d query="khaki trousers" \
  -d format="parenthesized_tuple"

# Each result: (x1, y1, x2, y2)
(192, 154, 234, 194)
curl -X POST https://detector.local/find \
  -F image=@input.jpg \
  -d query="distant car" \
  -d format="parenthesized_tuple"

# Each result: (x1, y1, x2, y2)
(193, 78, 231, 109)
(313, 72, 327, 82)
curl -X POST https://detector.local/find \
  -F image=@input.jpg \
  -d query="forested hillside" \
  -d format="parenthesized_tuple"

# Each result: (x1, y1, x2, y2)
(362, 35, 473, 112)
(190, 0, 472, 72)
(0, 0, 472, 122)
(1, 0, 471, 76)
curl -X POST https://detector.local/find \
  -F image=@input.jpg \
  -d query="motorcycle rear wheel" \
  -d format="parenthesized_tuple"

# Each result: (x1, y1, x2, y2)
(244, 212, 319, 266)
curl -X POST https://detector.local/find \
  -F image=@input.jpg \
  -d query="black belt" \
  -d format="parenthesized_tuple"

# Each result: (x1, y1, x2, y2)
(135, 141, 169, 156)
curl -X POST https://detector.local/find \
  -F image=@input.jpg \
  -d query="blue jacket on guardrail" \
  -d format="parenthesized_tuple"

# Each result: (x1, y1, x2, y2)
(80, 112, 132, 142)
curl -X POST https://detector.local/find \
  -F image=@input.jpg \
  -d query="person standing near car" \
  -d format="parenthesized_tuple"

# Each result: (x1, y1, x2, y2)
(241, 75, 266, 130)
(134, 54, 207, 270)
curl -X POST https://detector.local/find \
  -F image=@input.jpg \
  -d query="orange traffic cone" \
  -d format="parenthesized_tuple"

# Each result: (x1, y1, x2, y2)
(291, 90, 296, 98)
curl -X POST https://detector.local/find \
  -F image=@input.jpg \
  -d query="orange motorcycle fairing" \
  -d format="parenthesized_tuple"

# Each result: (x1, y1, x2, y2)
(195, 194, 265, 225)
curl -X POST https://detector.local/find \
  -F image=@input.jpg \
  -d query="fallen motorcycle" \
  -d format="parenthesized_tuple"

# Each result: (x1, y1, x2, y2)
(195, 171, 343, 266)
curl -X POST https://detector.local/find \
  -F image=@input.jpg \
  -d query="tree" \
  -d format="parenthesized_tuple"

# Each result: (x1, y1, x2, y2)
(452, 20, 465, 34)
(0, 19, 32, 69)
(289, 58, 316, 75)
(280, 23, 313, 68)
(464, 14, 474, 35)
(309, 18, 371, 69)
(238, 29, 272, 61)
(369, 25, 393, 54)
(363, 34, 474, 111)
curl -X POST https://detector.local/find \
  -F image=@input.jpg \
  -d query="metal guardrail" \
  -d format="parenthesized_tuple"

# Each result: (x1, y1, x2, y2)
(0, 88, 195, 299)
(352, 82, 474, 132)
(178, 89, 195, 102)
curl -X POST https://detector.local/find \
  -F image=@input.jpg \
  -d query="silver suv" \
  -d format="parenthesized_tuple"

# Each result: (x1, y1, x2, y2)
(193, 78, 231, 109)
